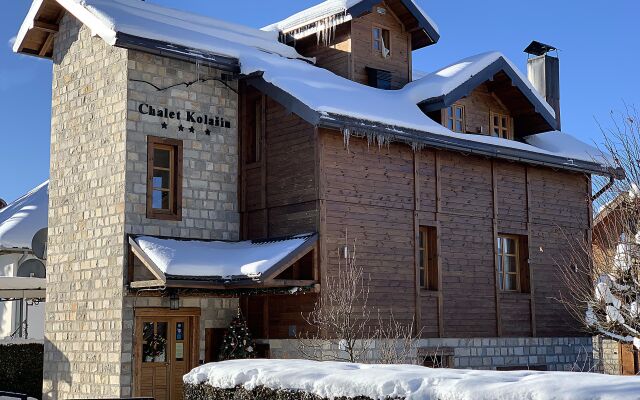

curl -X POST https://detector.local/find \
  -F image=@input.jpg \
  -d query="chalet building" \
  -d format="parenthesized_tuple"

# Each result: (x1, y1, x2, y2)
(13, 0, 618, 398)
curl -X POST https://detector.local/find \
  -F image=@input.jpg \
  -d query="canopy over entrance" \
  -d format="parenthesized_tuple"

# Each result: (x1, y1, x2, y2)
(0, 277, 46, 300)
(128, 234, 319, 291)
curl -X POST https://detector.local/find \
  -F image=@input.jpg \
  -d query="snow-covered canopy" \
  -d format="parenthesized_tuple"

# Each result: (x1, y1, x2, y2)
(0, 182, 48, 250)
(0, 277, 46, 300)
(134, 234, 315, 279)
(185, 359, 640, 400)
(14, 0, 613, 175)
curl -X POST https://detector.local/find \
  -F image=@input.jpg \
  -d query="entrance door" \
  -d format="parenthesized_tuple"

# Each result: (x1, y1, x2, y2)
(135, 309, 200, 400)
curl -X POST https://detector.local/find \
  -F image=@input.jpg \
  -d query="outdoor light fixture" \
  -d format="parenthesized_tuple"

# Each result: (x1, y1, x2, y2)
(169, 292, 180, 310)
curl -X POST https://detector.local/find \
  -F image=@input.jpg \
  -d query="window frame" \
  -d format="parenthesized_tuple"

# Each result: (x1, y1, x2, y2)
(496, 234, 520, 292)
(146, 136, 183, 221)
(372, 25, 391, 57)
(418, 226, 439, 291)
(442, 104, 466, 133)
(243, 95, 264, 166)
(491, 111, 513, 140)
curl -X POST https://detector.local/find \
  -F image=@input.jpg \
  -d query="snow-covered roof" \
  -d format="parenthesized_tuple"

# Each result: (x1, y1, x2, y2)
(13, 0, 304, 61)
(14, 0, 615, 176)
(262, 0, 440, 47)
(523, 131, 612, 166)
(185, 359, 640, 400)
(0, 182, 48, 250)
(404, 51, 556, 124)
(133, 234, 316, 279)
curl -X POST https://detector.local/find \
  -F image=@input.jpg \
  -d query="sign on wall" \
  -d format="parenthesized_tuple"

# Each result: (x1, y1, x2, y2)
(138, 103, 231, 136)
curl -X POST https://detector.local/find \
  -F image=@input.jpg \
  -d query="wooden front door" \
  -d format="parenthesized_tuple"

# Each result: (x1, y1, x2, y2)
(135, 309, 200, 400)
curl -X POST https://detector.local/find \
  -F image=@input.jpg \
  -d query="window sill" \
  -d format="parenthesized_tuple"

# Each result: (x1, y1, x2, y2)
(419, 290, 440, 298)
(147, 211, 182, 221)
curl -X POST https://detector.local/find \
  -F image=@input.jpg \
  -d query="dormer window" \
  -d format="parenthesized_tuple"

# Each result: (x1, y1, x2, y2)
(491, 112, 513, 139)
(372, 26, 391, 58)
(443, 105, 465, 133)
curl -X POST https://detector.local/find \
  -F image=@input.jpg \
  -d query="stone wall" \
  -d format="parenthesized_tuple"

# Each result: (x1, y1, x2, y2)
(593, 336, 621, 375)
(265, 337, 595, 372)
(46, 14, 129, 399)
(119, 50, 240, 395)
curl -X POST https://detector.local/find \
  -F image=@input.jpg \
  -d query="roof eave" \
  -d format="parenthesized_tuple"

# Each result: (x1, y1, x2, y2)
(318, 113, 615, 178)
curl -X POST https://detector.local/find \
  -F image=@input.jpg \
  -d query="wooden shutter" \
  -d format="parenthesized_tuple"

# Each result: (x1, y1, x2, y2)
(519, 236, 531, 294)
(620, 343, 639, 375)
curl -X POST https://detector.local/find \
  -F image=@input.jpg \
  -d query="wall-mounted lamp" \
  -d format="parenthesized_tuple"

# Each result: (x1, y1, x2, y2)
(169, 292, 180, 310)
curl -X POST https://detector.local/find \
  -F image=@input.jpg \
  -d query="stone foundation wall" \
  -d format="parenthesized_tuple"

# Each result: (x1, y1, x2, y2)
(593, 336, 621, 375)
(265, 337, 594, 372)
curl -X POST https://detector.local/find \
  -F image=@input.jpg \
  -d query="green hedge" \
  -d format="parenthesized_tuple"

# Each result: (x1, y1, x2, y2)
(184, 383, 386, 400)
(0, 343, 44, 400)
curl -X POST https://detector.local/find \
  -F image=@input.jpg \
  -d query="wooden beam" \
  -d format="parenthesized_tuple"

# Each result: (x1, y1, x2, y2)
(492, 160, 503, 337)
(38, 33, 54, 57)
(33, 20, 59, 33)
(130, 280, 166, 289)
(128, 236, 167, 283)
(261, 234, 318, 282)
(269, 279, 318, 287)
(526, 166, 537, 337)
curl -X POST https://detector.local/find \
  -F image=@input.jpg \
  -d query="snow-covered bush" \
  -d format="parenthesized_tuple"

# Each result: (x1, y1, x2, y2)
(183, 359, 640, 400)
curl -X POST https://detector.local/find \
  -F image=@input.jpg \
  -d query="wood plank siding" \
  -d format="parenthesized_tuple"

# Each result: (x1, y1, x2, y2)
(240, 89, 590, 339)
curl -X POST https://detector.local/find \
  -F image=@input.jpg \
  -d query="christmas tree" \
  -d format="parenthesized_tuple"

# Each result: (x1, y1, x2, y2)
(218, 309, 256, 360)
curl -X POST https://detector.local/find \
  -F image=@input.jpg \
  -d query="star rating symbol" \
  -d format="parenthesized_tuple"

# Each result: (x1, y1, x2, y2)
(205, 128, 211, 136)
(161, 122, 168, 129)
(178, 124, 184, 132)
(189, 126, 195, 133)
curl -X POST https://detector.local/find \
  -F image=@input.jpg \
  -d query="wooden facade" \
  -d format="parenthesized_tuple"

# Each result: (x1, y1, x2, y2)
(239, 84, 591, 339)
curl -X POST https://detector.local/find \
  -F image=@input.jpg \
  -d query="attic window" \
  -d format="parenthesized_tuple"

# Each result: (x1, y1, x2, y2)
(443, 105, 465, 133)
(372, 26, 391, 58)
(491, 112, 513, 140)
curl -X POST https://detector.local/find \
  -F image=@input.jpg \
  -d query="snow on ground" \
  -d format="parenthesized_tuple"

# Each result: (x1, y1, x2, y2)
(184, 359, 640, 400)
(135, 235, 310, 278)
(0, 181, 48, 250)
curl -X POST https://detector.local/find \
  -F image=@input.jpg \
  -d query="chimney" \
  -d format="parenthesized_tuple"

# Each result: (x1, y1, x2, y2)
(524, 41, 561, 130)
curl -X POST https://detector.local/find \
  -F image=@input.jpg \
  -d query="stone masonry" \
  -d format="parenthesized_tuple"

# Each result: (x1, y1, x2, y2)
(46, 14, 129, 399)
(46, 13, 240, 399)
(266, 337, 595, 372)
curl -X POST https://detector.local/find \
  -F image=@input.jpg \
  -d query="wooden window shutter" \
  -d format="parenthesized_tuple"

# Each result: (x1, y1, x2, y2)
(620, 343, 639, 375)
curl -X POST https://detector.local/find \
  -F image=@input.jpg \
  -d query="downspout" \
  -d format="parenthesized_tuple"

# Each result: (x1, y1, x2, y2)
(593, 176, 615, 202)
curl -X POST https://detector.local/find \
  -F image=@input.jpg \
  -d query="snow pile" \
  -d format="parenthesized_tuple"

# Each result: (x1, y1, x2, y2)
(0, 181, 48, 249)
(524, 131, 612, 166)
(135, 235, 311, 278)
(403, 52, 555, 118)
(184, 359, 640, 400)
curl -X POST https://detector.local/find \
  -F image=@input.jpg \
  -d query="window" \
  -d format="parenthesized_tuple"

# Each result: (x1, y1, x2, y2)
(147, 136, 182, 220)
(443, 105, 465, 133)
(496, 235, 519, 291)
(419, 226, 438, 291)
(491, 112, 513, 139)
(496, 235, 530, 292)
(372, 26, 391, 58)
(244, 96, 263, 164)
(419, 347, 453, 368)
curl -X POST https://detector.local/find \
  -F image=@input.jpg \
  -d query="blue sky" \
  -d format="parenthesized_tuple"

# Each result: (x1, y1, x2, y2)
(1, 0, 638, 202)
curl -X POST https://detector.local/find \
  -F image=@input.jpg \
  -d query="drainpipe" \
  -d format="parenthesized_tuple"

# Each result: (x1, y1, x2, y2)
(593, 176, 615, 202)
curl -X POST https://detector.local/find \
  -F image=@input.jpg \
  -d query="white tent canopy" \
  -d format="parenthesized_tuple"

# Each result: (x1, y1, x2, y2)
(0, 277, 46, 299)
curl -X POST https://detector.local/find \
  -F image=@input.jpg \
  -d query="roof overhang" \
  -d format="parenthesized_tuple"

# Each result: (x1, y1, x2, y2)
(417, 57, 558, 132)
(13, 0, 63, 59)
(347, 0, 440, 49)
(128, 234, 319, 292)
(245, 75, 616, 178)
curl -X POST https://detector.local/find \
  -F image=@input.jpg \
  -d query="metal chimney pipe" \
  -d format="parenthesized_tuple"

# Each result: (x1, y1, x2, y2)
(525, 41, 561, 130)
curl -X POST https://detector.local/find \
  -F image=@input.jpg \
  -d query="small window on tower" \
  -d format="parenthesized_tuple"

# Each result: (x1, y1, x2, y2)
(147, 136, 182, 220)
(372, 26, 391, 58)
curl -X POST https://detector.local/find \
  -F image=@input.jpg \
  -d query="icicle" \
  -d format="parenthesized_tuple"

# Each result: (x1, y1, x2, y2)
(342, 128, 350, 149)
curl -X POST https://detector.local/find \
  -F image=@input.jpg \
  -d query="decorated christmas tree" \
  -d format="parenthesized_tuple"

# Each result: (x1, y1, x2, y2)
(218, 308, 256, 360)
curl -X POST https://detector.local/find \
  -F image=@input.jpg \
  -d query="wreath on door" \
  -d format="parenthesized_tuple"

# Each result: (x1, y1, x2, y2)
(144, 334, 167, 360)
